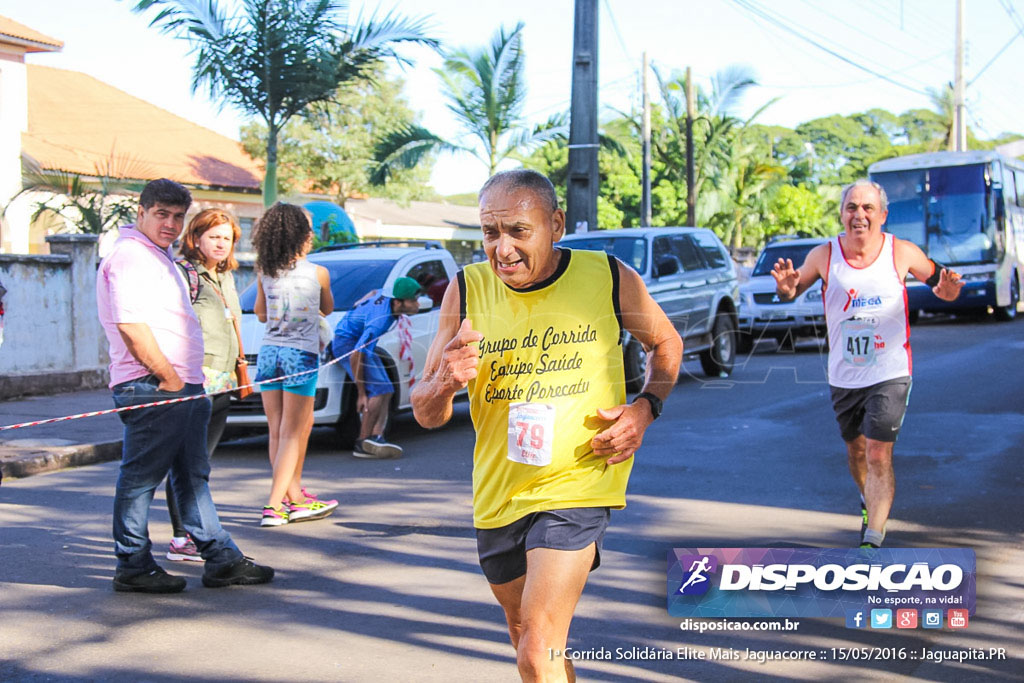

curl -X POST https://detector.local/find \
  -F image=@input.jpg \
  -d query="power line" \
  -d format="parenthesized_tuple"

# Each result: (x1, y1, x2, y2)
(729, 0, 931, 96)
(758, 48, 950, 91)
(968, 24, 1024, 85)
(796, 0, 925, 63)
(721, 0, 832, 93)
(752, 0, 914, 79)
(602, 0, 633, 63)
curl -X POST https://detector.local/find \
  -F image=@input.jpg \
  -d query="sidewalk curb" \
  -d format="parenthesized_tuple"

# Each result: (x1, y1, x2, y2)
(0, 440, 122, 479)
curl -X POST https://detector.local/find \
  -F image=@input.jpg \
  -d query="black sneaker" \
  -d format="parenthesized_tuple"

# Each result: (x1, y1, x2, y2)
(859, 542, 880, 549)
(860, 502, 868, 538)
(354, 435, 403, 459)
(202, 557, 275, 588)
(113, 566, 186, 594)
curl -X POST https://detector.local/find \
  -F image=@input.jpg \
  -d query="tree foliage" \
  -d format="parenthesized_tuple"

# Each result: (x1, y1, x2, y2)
(523, 66, 1024, 250)
(240, 67, 436, 206)
(7, 155, 147, 235)
(372, 22, 566, 183)
(132, 0, 436, 206)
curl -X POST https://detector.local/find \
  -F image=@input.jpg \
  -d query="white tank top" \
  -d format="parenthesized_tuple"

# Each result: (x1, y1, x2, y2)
(824, 233, 911, 388)
(260, 259, 321, 354)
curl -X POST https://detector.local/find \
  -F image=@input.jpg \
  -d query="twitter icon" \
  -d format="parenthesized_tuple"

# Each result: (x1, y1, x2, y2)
(871, 609, 892, 629)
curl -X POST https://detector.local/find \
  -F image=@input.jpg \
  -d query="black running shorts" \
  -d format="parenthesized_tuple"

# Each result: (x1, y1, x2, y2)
(829, 376, 913, 443)
(475, 507, 611, 585)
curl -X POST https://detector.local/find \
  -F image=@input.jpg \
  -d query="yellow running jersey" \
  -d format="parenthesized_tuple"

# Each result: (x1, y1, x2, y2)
(462, 249, 629, 529)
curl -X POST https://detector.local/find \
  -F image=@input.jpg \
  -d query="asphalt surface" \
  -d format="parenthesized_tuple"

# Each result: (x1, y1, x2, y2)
(1, 313, 1022, 681)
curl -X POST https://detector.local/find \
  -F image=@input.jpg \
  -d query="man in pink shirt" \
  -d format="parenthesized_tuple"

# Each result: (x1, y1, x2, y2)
(97, 178, 273, 593)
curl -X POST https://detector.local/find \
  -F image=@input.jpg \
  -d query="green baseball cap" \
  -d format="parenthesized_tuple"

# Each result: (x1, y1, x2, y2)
(391, 276, 423, 301)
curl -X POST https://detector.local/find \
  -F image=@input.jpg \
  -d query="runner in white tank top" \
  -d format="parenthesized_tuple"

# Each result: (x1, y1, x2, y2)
(771, 179, 964, 549)
(824, 232, 911, 389)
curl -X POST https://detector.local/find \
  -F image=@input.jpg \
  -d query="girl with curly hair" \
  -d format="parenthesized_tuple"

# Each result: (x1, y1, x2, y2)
(252, 202, 337, 526)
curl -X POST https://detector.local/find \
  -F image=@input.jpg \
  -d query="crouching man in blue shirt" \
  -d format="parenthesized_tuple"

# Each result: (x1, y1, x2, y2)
(331, 277, 422, 459)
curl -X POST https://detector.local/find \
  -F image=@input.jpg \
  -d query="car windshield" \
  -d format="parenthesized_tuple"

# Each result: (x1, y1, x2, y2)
(239, 258, 396, 312)
(752, 243, 819, 276)
(873, 164, 996, 265)
(562, 236, 647, 273)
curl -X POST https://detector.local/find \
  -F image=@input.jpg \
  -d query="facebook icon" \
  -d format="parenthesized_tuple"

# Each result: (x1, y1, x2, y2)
(845, 609, 866, 629)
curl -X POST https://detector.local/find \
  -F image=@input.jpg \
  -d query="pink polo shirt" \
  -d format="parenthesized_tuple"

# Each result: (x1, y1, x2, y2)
(96, 227, 204, 388)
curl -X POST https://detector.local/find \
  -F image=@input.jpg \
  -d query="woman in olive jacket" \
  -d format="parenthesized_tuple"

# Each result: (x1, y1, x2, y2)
(165, 208, 246, 562)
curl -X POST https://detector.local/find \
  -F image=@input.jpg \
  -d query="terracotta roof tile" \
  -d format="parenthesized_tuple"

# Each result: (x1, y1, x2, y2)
(0, 15, 62, 51)
(22, 65, 261, 190)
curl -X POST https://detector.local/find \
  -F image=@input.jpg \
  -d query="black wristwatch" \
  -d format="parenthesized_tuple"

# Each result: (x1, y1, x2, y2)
(632, 392, 663, 420)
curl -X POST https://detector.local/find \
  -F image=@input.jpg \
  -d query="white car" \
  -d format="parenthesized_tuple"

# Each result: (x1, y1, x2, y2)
(737, 237, 828, 352)
(227, 243, 459, 447)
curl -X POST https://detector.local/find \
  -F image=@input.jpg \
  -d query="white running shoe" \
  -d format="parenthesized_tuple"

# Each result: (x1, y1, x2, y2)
(354, 435, 403, 459)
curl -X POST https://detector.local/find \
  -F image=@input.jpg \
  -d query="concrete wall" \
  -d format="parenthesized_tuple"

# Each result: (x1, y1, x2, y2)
(0, 234, 107, 398)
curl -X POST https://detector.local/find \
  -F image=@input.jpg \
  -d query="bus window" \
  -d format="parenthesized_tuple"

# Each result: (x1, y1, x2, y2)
(1001, 163, 1016, 208)
(1016, 170, 1024, 207)
(876, 169, 926, 245)
(926, 164, 993, 263)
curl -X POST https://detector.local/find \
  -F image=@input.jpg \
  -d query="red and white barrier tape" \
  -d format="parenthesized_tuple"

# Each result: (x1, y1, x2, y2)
(395, 314, 416, 390)
(0, 338, 377, 433)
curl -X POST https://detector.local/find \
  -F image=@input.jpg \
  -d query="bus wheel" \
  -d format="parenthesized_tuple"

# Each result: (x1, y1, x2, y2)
(994, 273, 1019, 322)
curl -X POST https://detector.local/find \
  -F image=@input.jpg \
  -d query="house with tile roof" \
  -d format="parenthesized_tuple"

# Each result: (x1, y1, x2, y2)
(0, 15, 266, 254)
(0, 16, 63, 253)
(0, 14, 481, 259)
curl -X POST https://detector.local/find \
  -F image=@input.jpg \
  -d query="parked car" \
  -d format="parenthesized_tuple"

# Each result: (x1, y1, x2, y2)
(559, 227, 740, 389)
(227, 242, 459, 447)
(737, 237, 828, 352)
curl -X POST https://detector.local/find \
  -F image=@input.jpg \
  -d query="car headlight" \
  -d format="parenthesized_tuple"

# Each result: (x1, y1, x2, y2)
(804, 288, 822, 302)
(959, 270, 995, 282)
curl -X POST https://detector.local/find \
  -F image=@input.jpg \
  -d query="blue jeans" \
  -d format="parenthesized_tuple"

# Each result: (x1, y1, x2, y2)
(111, 376, 242, 576)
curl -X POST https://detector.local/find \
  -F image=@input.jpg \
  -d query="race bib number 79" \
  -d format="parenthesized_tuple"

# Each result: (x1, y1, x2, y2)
(507, 402, 555, 467)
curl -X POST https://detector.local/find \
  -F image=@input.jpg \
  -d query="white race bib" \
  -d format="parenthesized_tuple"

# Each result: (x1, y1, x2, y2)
(841, 318, 878, 366)
(506, 402, 555, 467)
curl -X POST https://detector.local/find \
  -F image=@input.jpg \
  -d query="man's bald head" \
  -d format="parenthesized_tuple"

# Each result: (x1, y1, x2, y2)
(479, 169, 559, 212)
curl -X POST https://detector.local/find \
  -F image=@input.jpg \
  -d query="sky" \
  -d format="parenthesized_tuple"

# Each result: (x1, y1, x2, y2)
(3, 0, 1023, 196)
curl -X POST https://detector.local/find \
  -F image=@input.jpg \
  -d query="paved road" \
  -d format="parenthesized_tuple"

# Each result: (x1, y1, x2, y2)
(1, 315, 1022, 681)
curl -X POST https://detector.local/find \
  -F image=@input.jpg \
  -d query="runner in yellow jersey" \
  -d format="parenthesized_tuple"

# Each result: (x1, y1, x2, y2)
(412, 170, 682, 682)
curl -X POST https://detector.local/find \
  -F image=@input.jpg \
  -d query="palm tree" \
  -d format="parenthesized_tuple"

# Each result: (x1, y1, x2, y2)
(132, 0, 436, 206)
(5, 153, 150, 235)
(371, 22, 565, 183)
(927, 84, 956, 151)
(652, 65, 762, 212)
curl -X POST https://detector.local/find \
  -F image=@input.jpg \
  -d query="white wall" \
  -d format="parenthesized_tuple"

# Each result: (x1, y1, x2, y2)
(0, 234, 107, 397)
(0, 50, 28, 254)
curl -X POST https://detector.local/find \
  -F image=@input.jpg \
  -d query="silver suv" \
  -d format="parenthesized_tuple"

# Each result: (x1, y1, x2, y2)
(560, 227, 740, 389)
(737, 237, 828, 352)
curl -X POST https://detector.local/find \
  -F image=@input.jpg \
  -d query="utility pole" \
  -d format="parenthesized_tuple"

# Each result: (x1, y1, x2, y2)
(953, 0, 967, 151)
(567, 0, 599, 234)
(686, 66, 696, 226)
(641, 52, 652, 226)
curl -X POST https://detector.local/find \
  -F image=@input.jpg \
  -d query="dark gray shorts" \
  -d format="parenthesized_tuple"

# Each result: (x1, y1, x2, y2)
(830, 377, 913, 443)
(475, 507, 611, 585)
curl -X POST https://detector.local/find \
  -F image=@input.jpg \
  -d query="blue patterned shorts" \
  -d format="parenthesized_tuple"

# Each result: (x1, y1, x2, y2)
(256, 345, 319, 396)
